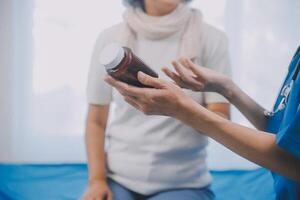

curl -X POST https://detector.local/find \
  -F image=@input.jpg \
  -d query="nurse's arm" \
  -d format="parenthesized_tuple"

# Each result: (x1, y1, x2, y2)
(178, 99, 300, 181)
(164, 58, 268, 130)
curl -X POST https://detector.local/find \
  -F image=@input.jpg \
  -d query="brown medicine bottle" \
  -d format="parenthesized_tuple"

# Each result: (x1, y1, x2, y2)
(100, 43, 158, 87)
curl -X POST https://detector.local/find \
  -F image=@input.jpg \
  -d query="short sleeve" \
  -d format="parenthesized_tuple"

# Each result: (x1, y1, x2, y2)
(277, 109, 300, 159)
(276, 77, 300, 158)
(86, 32, 113, 105)
(202, 27, 232, 104)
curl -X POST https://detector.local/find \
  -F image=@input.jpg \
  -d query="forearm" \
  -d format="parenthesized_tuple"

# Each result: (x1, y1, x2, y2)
(177, 99, 300, 180)
(220, 79, 268, 130)
(85, 123, 107, 184)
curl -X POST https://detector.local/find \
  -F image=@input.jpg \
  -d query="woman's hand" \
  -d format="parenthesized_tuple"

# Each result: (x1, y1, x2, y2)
(81, 180, 112, 200)
(164, 58, 270, 130)
(162, 58, 231, 95)
(104, 72, 194, 118)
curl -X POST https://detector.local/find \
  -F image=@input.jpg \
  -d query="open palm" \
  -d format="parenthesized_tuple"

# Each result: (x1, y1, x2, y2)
(163, 58, 228, 93)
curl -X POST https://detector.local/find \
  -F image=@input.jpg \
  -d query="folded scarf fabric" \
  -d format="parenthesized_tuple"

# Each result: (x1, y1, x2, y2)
(121, 3, 204, 59)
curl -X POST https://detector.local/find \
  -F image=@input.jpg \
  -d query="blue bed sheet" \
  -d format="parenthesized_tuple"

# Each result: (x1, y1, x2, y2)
(0, 164, 275, 200)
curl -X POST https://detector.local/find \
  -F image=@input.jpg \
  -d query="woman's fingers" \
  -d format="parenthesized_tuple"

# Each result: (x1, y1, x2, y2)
(99, 191, 107, 200)
(106, 190, 113, 200)
(137, 71, 165, 89)
(81, 191, 107, 200)
(162, 67, 188, 88)
(100, 190, 112, 200)
(180, 58, 205, 79)
(162, 67, 179, 81)
(104, 75, 145, 98)
(171, 61, 204, 90)
(172, 60, 192, 81)
(124, 95, 142, 110)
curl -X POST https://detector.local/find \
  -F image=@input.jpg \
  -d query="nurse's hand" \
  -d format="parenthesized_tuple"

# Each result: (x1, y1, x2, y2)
(81, 180, 112, 200)
(163, 58, 230, 95)
(104, 72, 194, 117)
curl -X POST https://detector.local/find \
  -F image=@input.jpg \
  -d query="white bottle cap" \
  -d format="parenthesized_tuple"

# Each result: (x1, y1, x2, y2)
(99, 43, 125, 70)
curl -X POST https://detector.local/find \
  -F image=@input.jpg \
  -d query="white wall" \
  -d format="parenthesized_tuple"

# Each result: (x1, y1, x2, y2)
(0, 0, 14, 162)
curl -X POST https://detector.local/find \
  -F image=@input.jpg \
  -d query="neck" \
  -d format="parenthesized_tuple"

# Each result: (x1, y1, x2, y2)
(144, 0, 179, 16)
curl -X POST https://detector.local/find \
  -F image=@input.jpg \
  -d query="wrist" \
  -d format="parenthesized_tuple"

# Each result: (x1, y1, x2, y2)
(88, 177, 107, 186)
(174, 96, 200, 123)
(219, 78, 237, 102)
(175, 96, 220, 136)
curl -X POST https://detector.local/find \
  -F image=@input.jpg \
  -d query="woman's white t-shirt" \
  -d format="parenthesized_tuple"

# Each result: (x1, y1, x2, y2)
(87, 22, 231, 195)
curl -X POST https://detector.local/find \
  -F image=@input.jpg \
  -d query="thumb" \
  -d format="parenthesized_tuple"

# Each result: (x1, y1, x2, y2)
(137, 71, 165, 89)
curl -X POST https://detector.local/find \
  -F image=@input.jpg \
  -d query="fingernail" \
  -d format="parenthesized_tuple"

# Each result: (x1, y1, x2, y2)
(138, 71, 146, 78)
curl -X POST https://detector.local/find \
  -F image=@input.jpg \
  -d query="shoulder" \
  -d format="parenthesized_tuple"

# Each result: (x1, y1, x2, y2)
(93, 22, 126, 48)
(100, 22, 125, 39)
(201, 22, 229, 47)
(196, 22, 231, 68)
(90, 22, 126, 66)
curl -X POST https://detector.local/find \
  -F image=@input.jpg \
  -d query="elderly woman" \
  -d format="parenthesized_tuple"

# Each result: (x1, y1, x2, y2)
(82, 0, 231, 199)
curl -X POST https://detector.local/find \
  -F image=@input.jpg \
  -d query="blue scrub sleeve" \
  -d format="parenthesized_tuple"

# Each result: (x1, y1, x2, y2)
(277, 108, 300, 159)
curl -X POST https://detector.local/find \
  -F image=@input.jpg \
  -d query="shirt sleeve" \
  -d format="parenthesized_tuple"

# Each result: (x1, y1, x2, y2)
(86, 31, 113, 105)
(276, 99, 300, 159)
(202, 26, 232, 104)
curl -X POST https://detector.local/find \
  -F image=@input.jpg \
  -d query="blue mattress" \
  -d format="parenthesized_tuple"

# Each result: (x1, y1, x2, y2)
(0, 164, 275, 200)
